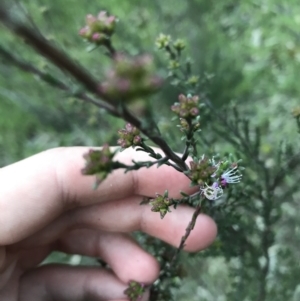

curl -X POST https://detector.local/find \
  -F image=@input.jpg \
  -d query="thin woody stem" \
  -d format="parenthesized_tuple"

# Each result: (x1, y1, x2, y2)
(104, 39, 116, 57)
(169, 201, 203, 266)
(0, 45, 120, 117)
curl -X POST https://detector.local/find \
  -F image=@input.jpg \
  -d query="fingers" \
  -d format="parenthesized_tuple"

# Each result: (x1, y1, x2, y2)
(67, 197, 217, 251)
(15, 196, 217, 253)
(17, 230, 158, 292)
(0, 147, 195, 245)
(56, 229, 160, 284)
(19, 265, 140, 301)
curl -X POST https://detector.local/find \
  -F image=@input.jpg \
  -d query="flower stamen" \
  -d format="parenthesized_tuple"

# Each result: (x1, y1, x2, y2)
(221, 166, 242, 185)
(201, 183, 223, 200)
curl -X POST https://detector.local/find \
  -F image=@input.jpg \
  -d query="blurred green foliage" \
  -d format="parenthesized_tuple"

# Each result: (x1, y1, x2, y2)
(1, 0, 300, 300)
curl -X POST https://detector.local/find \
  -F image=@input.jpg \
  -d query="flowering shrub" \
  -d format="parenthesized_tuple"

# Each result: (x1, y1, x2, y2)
(1, 2, 300, 301)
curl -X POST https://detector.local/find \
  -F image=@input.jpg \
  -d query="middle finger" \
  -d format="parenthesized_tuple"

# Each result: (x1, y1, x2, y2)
(13, 195, 217, 252)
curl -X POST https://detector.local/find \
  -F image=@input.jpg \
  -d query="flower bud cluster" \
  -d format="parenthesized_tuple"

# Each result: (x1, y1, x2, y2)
(156, 34, 187, 77)
(155, 33, 172, 49)
(173, 39, 186, 51)
(168, 60, 180, 70)
(155, 34, 186, 52)
(79, 11, 117, 44)
(171, 94, 200, 119)
(117, 123, 142, 149)
(81, 144, 114, 186)
(178, 118, 200, 132)
(189, 156, 219, 187)
(149, 192, 172, 219)
(99, 54, 163, 100)
(124, 281, 145, 301)
(189, 155, 242, 201)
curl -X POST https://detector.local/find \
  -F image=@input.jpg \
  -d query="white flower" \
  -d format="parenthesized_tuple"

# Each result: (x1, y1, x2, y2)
(201, 183, 223, 200)
(221, 166, 242, 184)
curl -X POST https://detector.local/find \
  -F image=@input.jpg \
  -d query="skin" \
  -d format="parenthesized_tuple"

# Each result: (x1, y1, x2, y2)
(0, 147, 217, 301)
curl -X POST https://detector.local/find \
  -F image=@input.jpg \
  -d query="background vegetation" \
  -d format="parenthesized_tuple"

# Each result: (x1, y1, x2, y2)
(1, 0, 300, 300)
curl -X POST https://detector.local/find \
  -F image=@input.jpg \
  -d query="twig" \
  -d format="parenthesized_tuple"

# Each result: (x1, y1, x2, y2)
(0, 45, 120, 117)
(169, 201, 203, 266)
(204, 98, 264, 169)
(271, 152, 300, 190)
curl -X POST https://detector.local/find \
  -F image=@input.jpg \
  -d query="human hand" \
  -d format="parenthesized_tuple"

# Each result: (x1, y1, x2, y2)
(0, 147, 217, 301)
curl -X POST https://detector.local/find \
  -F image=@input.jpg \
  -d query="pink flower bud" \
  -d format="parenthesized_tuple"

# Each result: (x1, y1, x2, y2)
(92, 32, 106, 44)
(106, 16, 116, 24)
(192, 95, 199, 103)
(79, 27, 87, 36)
(86, 14, 97, 26)
(92, 33, 101, 41)
(133, 135, 142, 145)
(190, 107, 199, 116)
(117, 138, 127, 148)
(178, 94, 186, 103)
(125, 123, 134, 132)
(97, 11, 107, 21)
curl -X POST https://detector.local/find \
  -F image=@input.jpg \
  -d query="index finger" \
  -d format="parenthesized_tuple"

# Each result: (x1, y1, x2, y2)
(0, 147, 195, 244)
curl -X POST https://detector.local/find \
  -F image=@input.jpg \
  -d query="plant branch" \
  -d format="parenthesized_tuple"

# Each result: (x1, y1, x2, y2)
(169, 201, 203, 266)
(204, 98, 264, 169)
(271, 152, 300, 190)
(0, 45, 120, 116)
(0, 5, 188, 171)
